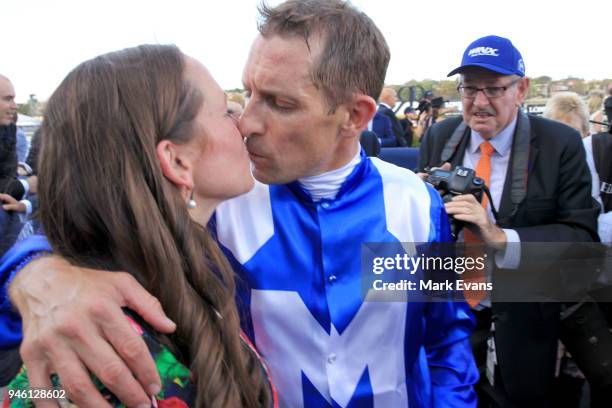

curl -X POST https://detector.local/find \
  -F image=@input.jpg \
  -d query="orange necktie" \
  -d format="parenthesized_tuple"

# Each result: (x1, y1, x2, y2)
(463, 141, 494, 307)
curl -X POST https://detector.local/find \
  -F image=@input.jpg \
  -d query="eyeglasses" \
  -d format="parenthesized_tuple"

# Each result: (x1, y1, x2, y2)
(457, 78, 521, 99)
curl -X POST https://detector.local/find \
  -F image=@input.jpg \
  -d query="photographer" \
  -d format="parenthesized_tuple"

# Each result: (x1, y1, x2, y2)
(417, 35, 599, 407)
(604, 84, 612, 126)
(0, 75, 25, 200)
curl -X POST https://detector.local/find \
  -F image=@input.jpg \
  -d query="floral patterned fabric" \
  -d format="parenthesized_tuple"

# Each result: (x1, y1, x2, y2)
(3, 313, 276, 407)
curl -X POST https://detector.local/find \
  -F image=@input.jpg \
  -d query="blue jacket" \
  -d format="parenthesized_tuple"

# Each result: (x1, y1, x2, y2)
(372, 112, 397, 147)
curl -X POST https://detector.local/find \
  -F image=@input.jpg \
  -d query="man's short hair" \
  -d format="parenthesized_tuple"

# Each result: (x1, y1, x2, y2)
(543, 92, 590, 135)
(257, 0, 390, 111)
(379, 87, 397, 105)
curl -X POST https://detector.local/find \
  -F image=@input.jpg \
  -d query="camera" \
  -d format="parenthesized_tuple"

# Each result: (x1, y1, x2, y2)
(426, 166, 486, 239)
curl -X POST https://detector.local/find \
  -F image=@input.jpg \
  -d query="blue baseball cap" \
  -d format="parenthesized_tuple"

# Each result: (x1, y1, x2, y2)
(447, 35, 525, 77)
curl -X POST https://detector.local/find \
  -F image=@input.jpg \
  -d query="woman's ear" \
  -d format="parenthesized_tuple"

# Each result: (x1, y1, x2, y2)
(156, 140, 194, 190)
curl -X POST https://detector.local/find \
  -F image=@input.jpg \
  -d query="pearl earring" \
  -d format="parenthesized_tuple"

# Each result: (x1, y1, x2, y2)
(187, 191, 197, 209)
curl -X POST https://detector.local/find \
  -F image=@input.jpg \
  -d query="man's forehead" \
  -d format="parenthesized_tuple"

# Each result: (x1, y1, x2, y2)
(243, 35, 317, 92)
(249, 35, 317, 67)
(0, 76, 15, 95)
(460, 69, 512, 84)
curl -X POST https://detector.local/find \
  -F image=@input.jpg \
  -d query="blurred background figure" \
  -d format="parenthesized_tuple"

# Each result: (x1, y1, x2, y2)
(604, 84, 612, 126)
(0, 74, 24, 200)
(587, 90, 606, 134)
(227, 100, 243, 122)
(542, 91, 610, 242)
(0, 75, 24, 257)
(372, 109, 397, 147)
(227, 92, 245, 122)
(12, 112, 29, 163)
(376, 86, 408, 146)
(414, 100, 432, 142)
(400, 106, 416, 146)
(543, 92, 591, 138)
(0, 80, 39, 244)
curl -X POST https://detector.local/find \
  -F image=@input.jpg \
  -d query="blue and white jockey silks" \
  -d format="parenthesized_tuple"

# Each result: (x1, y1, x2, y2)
(0, 150, 477, 407)
(214, 150, 478, 408)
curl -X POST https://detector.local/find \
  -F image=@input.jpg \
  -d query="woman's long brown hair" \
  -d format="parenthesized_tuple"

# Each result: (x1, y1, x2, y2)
(38, 44, 270, 407)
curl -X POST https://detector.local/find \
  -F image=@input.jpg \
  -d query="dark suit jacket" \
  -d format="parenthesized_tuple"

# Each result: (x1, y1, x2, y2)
(359, 130, 381, 157)
(377, 105, 407, 146)
(399, 118, 414, 147)
(0, 124, 25, 200)
(418, 113, 599, 405)
(0, 207, 23, 258)
(26, 128, 41, 175)
(372, 112, 397, 147)
(604, 95, 612, 125)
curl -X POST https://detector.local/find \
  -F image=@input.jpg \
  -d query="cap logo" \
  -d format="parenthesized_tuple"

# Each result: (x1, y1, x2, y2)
(468, 46, 499, 58)
(517, 59, 525, 74)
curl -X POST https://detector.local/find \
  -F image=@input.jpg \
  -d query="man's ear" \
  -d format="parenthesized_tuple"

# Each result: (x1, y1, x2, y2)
(516, 77, 530, 106)
(339, 94, 377, 137)
(156, 140, 194, 190)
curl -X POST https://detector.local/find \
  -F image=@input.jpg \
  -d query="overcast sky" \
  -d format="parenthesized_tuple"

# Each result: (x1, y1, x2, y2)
(5, 0, 610, 103)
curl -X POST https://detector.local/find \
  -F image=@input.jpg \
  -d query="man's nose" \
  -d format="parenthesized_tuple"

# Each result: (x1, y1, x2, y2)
(473, 89, 490, 108)
(239, 98, 264, 138)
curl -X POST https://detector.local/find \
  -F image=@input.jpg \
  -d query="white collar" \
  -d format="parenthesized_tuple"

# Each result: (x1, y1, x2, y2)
(298, 149, 362, 202)
(468, 114, 518, 156)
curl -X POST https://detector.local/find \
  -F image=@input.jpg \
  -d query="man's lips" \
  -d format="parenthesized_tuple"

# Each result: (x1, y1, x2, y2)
(473, 111, 495, 118)
(247, 150, 267, 162)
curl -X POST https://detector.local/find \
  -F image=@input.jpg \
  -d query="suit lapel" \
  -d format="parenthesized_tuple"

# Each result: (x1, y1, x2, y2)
(442, 121, 470, 168)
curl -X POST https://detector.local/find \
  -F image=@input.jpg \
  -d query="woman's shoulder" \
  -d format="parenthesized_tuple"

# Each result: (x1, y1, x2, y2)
(3, 312, 195, 408)
(107, 312, 197, 407)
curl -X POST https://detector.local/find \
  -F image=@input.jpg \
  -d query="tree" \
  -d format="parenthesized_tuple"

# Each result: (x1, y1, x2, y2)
(17, 104, 31, 116)
(532, 75, 552, 83)
(565, 77, 586, 95)
(436, 81, 460, 100)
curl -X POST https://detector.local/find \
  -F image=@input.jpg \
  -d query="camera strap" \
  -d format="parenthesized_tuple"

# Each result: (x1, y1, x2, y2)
(506, 110, 531, 219)
(440, 121, 468, 164)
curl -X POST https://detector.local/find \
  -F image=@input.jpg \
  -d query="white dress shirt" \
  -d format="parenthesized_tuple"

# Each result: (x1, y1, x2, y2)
(461, 116, 521, 270)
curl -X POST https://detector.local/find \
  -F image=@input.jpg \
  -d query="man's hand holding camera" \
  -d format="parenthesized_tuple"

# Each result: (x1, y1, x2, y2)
(445, 194, 507, 251)
(421, 163, 507, 251)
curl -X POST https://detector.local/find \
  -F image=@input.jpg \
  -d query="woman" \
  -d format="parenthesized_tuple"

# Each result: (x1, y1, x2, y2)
(4, 44, 275, 407)
(543, 91, 591, 138)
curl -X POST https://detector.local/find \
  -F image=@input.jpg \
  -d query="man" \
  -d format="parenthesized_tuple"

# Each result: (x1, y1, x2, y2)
(0, 75, 25, 200)
(604, 84, 612, 126)
(0, 75, 36, 219)
(374, 87, 409, 146)
(2, 1, 477, 407)
(417, 35, 599, 406)
(371, 110, 396, 147)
